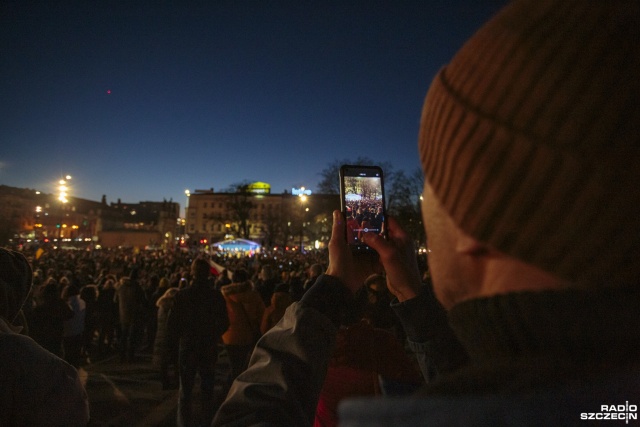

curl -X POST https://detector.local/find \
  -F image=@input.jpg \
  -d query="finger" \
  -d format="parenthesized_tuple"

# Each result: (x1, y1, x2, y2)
(362, 231, 391, 257)
(361, 231, 380, 248)
(386, 216, 410, 241)
(329, 210, 347, 251)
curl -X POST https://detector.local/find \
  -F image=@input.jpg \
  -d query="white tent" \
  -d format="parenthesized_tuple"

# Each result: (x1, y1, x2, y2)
(212, 238, 261, 253)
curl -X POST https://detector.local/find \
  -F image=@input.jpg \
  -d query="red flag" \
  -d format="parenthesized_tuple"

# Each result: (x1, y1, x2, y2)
(209, 259, 226, 277)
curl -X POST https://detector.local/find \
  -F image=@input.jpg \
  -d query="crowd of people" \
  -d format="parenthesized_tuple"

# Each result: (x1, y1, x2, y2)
(17, 246, 337, 365)
(8, 244, 419, 426)
(344, 202, 385, 244)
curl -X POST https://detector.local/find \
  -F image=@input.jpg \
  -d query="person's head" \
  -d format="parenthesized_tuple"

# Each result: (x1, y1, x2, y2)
(38, 281, 60, 305)
(364, 274, 386, 294)
(157, 287, 179, 308)
(0, 248, 33, 324)
(281, 270, 290, 282)
(364, 274, 389, 304)
(119, 276, 131, 288)
(80, 284, 99, 302)
(191, 258, 211, 281)
(232, 268, 250, 284)
(418, 0, 640, 308)
(309, 263, 323, 279)
(61, 283, 80, 300)
(260, 265, 274, 281)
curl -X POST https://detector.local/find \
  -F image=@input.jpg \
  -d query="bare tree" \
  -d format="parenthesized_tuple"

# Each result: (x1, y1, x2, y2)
(317, 157, 393, 194)
(262, 206, 288, 249)
(223, 182, 255, 239)
(386, 168, 425, 246)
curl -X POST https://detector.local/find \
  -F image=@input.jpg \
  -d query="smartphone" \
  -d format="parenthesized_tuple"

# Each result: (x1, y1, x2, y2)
(339, 165, 387, 253)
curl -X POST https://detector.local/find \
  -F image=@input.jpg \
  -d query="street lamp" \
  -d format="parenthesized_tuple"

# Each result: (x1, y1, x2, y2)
(183, 189, 191, 239)
(298, 189, 309, 252)
(184, 189, 190, 217)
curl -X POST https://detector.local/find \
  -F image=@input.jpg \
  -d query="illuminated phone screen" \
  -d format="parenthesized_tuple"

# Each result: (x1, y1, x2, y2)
(340, 165, 386, 249)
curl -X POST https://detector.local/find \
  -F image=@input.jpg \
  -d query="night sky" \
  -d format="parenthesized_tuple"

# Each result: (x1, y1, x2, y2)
(1, 0, 506, 208)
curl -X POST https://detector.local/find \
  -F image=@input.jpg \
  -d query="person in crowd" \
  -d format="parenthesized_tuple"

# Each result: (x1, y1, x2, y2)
(314, 318, 423, 427)
(79, 284, 99, 361)
(142, 273, 160, 352)
(286, 269, 305, 302)
(114, 274, 146, 362)
(303, 263, 323, 292)
(153, 286, 179, 390)
(0, 247, 90, 426)
(220, 268, 265, 388)
(28, 280, 74, 357)
(254, 264, 279, 307)
(369, 206, 384, 236)
(260, 282, 293, 334)
(168, 258, 229, 427)
(62, 283, 87, 368)
(215, 269, 232, 289)
(148, 275, 170, 353)
(357, 213, 372, 243)
(358, 274, 400, 336)
(155, 276, 171, 298)
(56, 275, 71, 300)
(95, 277, 118, 355)
(213, 1, 640, 425)
(345, 210, 360, 245)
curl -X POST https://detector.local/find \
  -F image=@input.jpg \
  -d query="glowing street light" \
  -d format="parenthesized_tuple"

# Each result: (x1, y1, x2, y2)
(184, 189, 190, 218)
(298, 187, 308, 252)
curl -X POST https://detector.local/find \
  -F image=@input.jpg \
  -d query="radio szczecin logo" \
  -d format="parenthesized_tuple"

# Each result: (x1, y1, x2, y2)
(581, 402, 637, 423)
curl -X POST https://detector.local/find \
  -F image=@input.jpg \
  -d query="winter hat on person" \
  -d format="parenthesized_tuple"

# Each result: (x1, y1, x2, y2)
(418, 0, 640, 287)
(0, 248, 33, 323)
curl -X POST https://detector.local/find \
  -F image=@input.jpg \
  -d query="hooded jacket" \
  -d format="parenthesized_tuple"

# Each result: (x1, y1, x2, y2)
(221, 281, 265, 346)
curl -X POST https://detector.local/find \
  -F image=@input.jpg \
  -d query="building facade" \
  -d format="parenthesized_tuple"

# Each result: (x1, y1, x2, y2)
(1, 182, 339, 252)
(185, 186, 339, 251)
(0, 185, 180, 250)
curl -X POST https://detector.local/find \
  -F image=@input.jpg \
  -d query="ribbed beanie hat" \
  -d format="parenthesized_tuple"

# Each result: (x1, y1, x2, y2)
(419, 0, 640, 287)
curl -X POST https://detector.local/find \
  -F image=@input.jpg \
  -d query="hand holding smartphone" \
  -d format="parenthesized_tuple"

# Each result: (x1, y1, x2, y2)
(339, 165, 387, 253)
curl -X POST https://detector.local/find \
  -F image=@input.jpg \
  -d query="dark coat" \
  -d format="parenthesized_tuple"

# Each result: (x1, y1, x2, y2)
(152, 288, 179, 368)
(169, 279, 229, 348)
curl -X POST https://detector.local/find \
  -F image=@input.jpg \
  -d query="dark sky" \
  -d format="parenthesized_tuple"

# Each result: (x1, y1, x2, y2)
(1, 0, 506, 208)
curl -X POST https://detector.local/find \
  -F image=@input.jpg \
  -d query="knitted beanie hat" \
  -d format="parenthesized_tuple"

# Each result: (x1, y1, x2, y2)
(419, 0, 640, 286)
(0, 248, 33, 323)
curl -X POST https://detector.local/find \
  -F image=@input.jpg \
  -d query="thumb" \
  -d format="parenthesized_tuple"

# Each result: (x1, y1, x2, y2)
(330, 210, 347, 244)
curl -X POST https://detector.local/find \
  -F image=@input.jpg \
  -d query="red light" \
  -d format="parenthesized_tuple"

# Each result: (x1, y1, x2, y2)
(106, 89, 112, 94)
